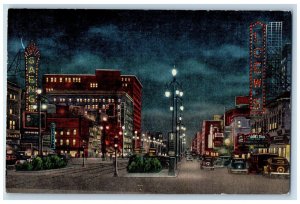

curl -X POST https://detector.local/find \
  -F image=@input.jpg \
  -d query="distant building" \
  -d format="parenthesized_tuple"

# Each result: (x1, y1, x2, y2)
(7, 81, 22, 151)
(200, 120, 223, 157)
(42, 69, 141, 156)
(46, 105, 99, 158)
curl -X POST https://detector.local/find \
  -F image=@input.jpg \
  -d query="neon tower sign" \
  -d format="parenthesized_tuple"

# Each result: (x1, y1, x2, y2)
(249, 21, 267, 116)
(24, 41, 40, 112)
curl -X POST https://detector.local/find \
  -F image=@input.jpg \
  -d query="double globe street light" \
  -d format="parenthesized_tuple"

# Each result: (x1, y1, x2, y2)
(165, 67, 184, 170)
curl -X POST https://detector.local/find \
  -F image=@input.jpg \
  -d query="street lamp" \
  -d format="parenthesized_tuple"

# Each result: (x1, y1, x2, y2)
(35, 89, 47, 156)
(113, 135, 119, 177)
(165, 66, 184, 173)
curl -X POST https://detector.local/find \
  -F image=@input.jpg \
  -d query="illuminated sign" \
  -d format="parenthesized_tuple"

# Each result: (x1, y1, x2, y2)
(25, 41, 40, 112)
(237, 133, 270, 148)
(249, 22, 267, 116)
(22, 112, 46, 129)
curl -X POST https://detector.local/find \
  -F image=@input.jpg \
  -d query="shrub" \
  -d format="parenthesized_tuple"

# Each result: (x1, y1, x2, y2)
(42, 156, 53, 169)
(127, 156, 162, 173)
(32, 157, 43, 170)
(15, 155, 67, 171)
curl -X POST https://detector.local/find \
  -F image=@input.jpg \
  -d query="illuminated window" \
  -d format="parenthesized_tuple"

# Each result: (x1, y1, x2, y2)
(55, 139, 57, 143)
(55, 131, 57, 135)
(80, 98, 82, 102)
(88, 98, 90, 102)
(108, 99, 111, 103)
(67, 129, 70, 135)
(102, 105, 105, 109)
(60, 77, 63, 82)
(77, 98, 79, 102)
(92, 99, 94, 102)
(54, 78, 57, 82)
(87, 105, 90, 109)
(73, 139, 76, 146)
(69, 98, 72, 102)
(121, 78, 123, 81)
(60, 131, 64, 136)
(66, 139, 69, 146)
(103, 99, 105, 102)
(9, 120, 15, 129)
(84, 98, 87, 102)
(65, 78, 68, 82)
(95, 99, 98, 102)
(125, 83, 127, 87)
(237, 121, 241, 128)
(128, 78, 131, 82)
(125, 78, 127, 82)
(73, 129, 77, 135)
(9, 94, 12, 99)
(51, 78, 54, 82)
(68, 78, 71, 83)
(60, 139, 63, 146)
(9, 108, 13, 114)
(112, 99, 114, 103)
(90, 83, 98, 88)
(46, 77, 49, 82)
(54, 98, 56, 102)
(78, 78, 81, 83)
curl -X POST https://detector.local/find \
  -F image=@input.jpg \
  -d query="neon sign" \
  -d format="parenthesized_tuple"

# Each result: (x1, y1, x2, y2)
(249, 21, 267, 115)
(25, 41, 40, 112)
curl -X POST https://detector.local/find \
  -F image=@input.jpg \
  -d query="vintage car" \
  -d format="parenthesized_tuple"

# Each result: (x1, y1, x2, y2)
(214, 156, 231, 168)
(186, 155, 193, 161)
(227, 158, 249, 174)
(264, 157, 290, 175)
(248, 153, 278, 174)
(200, 156, 214, 170)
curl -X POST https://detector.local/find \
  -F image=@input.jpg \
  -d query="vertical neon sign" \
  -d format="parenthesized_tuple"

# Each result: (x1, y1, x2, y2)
(249, 22, 266, 116)
(24, 41, 40, 112)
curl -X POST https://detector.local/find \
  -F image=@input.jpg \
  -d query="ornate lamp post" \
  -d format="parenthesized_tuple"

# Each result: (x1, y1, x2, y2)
(165, 67, 184, 169)
(114, 135, 119, 177)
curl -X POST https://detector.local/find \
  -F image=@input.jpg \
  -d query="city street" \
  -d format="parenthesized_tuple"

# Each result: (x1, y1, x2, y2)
(6, 158, 290, 194)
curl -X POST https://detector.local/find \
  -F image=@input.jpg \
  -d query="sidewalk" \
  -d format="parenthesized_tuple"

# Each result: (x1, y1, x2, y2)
(123, 168, 179, 178)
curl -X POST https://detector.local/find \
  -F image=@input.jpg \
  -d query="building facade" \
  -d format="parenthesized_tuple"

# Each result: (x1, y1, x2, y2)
(42, 69, 140, 156)
(7, 81, 22, 151)
(251, 92, 291, 161)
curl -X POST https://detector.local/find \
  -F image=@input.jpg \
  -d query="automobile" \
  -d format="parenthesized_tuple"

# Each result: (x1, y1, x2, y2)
(186, 155, 193, 161)
(248, 153, 278, 174)
(214, 156, 231, 167)
(6, 154, 17, 165)
(15, 152, 31, 165)
(227, 158, 249, 174)
(264, 157, 290, 175)
(200, 156, 214, 170)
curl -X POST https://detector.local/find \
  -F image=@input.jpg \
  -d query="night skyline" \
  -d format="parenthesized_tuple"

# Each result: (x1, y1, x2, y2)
(7, 9, 292, 142)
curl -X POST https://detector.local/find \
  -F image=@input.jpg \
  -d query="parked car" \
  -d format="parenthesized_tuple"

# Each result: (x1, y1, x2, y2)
(6, 154, 17, 165)
(264, 157, 290, 174)
(248, 153, 278, 174)
(228, 158, 249, 174)
(214, 156, 231, 167)
(186, 155, 193, 161)
(15, 152, 31, 165)
(200, 156, 214, 170)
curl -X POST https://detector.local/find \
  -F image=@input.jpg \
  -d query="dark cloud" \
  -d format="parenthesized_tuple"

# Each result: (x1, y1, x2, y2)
(7, 9, 292, 143)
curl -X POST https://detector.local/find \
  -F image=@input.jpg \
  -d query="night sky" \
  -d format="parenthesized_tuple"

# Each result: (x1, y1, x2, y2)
(7, 9, 292, 144)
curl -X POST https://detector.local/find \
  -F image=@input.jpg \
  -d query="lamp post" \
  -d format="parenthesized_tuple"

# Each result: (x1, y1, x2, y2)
(82, 140, 86, 167)
(114, 135, 119, 177)
(101, 115, 109, 161)
(165, 67, 184, 168)
(34, 89, 48, 156)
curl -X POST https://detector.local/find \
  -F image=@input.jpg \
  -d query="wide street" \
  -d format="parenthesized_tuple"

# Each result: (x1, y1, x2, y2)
(5, 157, 290, 196)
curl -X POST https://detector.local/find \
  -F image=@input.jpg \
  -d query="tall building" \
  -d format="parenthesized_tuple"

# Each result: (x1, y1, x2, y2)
(7, 81, 22, 151)
(200, 120, 222, 157)
(43, 69, 142, 156)
(266, 22, 283, 102)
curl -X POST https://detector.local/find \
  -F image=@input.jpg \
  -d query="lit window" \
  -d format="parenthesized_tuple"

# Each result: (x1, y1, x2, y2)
(80, 98, 82, 102)
(108, 99, 111, 103)
(54, 78, 57, 82)
(54, 98, 56, 102)
(77, 98, 79, 102)
(78, 78, 81, 83)
(73, 129, 77, 135)
(103, 99, 105, 102)
(67, 129, 70, 135)
(92, 99, 94, 102)
(88, 98, 90, 102)
(112, 99, 114, 103)
(95, 99, 98, 102)
(237, 121, 241, 128)
(9, 94, 12, 99)
(125, 84, 127, 87)
(125, 78, 127, 82)
(9, 109, 13, 114)
(65, 78, 68, 82)
(69, 98, 72, 102)
(122, 78, 123, 81)
(60, 77, 63, 82)
(66, 139, 69, 146)
(128, 78, 131, 82)
(51, 78, 53, 82)
(84, 98, 87, 102)
(46, 78, 49, 82)
(55, 139, 57, 143)
(73, 139, 76, 146)
(60, 131, 64, 136)
(60, 139, 63, 145)
(55, 131, 57, 135)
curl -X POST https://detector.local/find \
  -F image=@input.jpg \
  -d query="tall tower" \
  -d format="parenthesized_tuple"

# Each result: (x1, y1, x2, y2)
(24, 41, 40, 112)
(249, 21, 267, 116)
(266, 22, 283, 102)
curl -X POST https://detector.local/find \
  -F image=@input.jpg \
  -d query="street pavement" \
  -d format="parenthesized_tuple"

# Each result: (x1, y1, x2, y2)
(5, 157, 290, 195)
